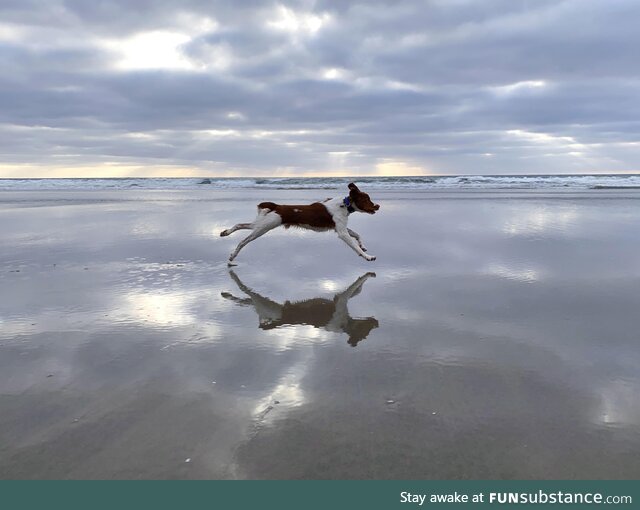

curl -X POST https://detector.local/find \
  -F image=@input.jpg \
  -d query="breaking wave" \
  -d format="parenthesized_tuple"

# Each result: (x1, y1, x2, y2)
(2, 174, 640, 191)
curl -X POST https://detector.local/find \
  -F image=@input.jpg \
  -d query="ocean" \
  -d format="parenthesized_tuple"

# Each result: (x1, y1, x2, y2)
(1, 174, 640, 191)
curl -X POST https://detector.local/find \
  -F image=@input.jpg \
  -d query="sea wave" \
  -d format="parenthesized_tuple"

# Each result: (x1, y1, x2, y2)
(2, 174, 640, 191)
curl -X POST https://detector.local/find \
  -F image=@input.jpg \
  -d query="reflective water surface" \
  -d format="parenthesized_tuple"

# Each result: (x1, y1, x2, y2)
(1, 189, 640, 479)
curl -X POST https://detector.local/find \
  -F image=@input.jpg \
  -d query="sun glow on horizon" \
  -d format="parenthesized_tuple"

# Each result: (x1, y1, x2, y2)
(374, 159, 431, 176)
(1, 162, 639, 179)
(0, 163, 206, 179)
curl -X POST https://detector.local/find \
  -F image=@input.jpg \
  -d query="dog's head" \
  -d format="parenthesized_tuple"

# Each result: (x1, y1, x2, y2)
(348, 182, 380, 214)
(346, 317, 379, 346)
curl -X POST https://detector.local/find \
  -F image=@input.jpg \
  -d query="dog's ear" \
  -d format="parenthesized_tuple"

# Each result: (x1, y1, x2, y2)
(348, 182, 360, 192)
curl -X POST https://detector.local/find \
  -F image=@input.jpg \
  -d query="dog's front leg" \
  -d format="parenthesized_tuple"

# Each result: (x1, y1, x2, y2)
(337, 229, 376, 261)
(347, 228, 367, 252)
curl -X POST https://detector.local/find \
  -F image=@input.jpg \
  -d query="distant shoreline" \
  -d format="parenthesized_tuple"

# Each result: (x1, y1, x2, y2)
(2, 174, 640, 192)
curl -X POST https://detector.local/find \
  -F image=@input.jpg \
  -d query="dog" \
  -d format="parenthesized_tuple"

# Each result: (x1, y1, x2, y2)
(222, 270, 378, 346)
(220, 182, 380, 264)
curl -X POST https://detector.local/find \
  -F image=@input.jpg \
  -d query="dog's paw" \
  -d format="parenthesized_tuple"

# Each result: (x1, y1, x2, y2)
(364, 255, 376, 262)
(360, 245, 368, 252)
(220, 230, 229, 237)
(227, 261, 238, 267)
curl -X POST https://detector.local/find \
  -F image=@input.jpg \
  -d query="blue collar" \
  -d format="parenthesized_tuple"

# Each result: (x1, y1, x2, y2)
(343, 196, 355, 214)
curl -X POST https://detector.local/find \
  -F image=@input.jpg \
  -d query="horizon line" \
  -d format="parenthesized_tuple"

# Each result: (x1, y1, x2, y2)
(2, 172, 640, 179)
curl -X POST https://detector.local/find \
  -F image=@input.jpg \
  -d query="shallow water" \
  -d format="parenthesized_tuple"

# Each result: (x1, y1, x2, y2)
(1, 189, 640, 478)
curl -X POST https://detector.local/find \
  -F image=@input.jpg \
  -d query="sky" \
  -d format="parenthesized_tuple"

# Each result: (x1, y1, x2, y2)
(1, 0, 639, 178)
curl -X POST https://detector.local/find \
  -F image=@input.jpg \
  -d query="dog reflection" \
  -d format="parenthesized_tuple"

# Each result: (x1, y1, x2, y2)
(222, 271, 378, 347)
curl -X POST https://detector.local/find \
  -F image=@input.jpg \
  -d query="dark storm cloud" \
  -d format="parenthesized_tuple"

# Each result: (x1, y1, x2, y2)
(1, 0, 639, 176)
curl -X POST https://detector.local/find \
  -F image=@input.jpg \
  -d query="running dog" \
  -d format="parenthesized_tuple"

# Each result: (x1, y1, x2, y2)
(220, 183, 380, 264)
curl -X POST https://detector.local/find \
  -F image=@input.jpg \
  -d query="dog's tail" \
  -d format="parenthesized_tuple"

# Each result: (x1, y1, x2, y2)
(258, 201, 278, 212)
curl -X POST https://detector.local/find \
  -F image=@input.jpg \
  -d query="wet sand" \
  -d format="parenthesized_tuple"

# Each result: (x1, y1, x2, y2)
(1, 188, 640, 479)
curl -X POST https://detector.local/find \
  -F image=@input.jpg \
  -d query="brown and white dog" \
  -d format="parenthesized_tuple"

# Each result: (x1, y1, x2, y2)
(220, 182, 380, 264)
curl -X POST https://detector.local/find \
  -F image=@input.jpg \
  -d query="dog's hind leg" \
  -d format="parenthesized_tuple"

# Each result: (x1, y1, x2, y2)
(221, 204, 275, 237)
(228, 213, 281, 263)
(227, 270, 284, 324)
(220, 292, 253, 306)
(220, 223, 252, 237)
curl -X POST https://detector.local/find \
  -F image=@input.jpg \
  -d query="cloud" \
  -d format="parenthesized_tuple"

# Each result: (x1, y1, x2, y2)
(1, 0, 640, 176)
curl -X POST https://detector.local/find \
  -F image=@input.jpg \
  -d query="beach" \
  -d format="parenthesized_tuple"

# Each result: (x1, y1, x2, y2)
(1, 188, 640, 479)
